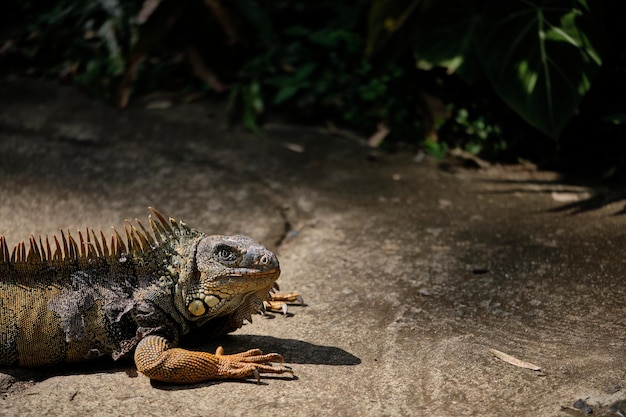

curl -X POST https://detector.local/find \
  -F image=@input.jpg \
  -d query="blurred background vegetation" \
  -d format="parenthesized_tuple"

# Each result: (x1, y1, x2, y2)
(1, 0, 625, 176)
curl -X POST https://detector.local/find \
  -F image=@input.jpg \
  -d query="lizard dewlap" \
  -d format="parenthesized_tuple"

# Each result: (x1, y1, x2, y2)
(0, 208, 294, 383)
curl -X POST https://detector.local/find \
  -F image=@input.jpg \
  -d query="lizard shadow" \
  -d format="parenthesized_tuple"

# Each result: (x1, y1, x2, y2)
(0, 335, 359, 392)
(193, 334, 361, 366)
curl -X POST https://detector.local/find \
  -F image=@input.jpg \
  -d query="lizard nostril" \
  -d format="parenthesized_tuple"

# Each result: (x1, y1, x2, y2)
(260, 255, 269, 265)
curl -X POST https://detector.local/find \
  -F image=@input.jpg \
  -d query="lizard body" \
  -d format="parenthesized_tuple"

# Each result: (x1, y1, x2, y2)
(0, 209, 293, 383)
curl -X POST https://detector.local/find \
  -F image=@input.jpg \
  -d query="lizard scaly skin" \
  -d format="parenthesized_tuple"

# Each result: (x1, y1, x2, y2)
(0, 208, 293, 383)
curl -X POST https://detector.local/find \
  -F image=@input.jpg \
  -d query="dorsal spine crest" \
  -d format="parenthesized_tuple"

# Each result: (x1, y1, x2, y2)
(0, 208, 192, 265)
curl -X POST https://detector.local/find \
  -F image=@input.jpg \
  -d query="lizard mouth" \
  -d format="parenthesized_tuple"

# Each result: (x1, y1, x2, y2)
(187, 268, 280, 318)
(226, 267, 280, 278)
(218, 268, 280, 286)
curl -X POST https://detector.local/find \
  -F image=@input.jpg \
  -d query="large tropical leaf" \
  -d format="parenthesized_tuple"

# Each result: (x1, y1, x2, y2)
(366, 0, 604, 138)
(478, 1, 603, 137)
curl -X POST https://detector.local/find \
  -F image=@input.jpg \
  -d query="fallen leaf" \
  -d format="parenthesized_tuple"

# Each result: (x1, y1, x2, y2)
(448, 148, 491, 169)
(551, 192, 580, 202)
(489, 348, 541, 371)
(438, 199, 452, 208)
(283, 143, 305, 153)
(367, 122, 390, 148)
(145, 100, 172, 110)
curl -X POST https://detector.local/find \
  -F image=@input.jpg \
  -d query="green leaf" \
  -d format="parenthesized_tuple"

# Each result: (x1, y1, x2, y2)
(293, 62, 317, 81)
(366, 0, 604, 138)
(366, 0, 483, 82)
(477, 1, 604, 137)
(410, 1, 482, 83)
(273, 84, 301, 104)
(271, 63, 317, 104)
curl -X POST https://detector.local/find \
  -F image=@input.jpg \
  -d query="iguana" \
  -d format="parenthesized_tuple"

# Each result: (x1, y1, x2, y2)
(0, 208, 299, 384)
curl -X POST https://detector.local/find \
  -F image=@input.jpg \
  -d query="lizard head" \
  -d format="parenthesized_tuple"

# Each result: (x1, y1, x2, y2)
(178, 235, 280, 325)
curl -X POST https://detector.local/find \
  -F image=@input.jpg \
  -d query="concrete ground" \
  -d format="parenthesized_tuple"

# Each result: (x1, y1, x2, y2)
(1, 76, 626, 417)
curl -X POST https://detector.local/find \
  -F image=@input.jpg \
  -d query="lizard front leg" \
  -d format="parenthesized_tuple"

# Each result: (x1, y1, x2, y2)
(134, 335, 292, 383)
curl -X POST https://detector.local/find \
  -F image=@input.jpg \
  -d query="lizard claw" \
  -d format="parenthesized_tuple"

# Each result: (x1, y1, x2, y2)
(214, 346, 293, 380)
(263, 292, 305, 315)
(270, 292, 304, 304)
(262, 301, 289, 315)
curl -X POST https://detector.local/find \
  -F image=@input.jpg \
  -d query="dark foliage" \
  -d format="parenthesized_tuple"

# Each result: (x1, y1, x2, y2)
(1, 0, 625, 173)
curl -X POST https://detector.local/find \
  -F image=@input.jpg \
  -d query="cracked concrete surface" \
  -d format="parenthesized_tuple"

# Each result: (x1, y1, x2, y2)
(1, 77, 626, 416)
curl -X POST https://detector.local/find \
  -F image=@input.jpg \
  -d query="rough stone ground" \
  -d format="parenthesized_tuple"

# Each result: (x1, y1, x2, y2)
(1, 76, 626, 417)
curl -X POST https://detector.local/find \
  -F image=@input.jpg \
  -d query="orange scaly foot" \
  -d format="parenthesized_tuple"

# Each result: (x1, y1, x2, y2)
(134, 335, 292, 384)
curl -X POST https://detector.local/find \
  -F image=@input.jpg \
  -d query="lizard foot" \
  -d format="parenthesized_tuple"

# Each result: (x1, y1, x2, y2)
(214, 346, 293, 381)
(134, 335, 293, 383)
(263, 292, 304, 314)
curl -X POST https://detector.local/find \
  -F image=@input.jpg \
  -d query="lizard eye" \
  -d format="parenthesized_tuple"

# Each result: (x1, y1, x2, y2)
(215, 245, 237, 263)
